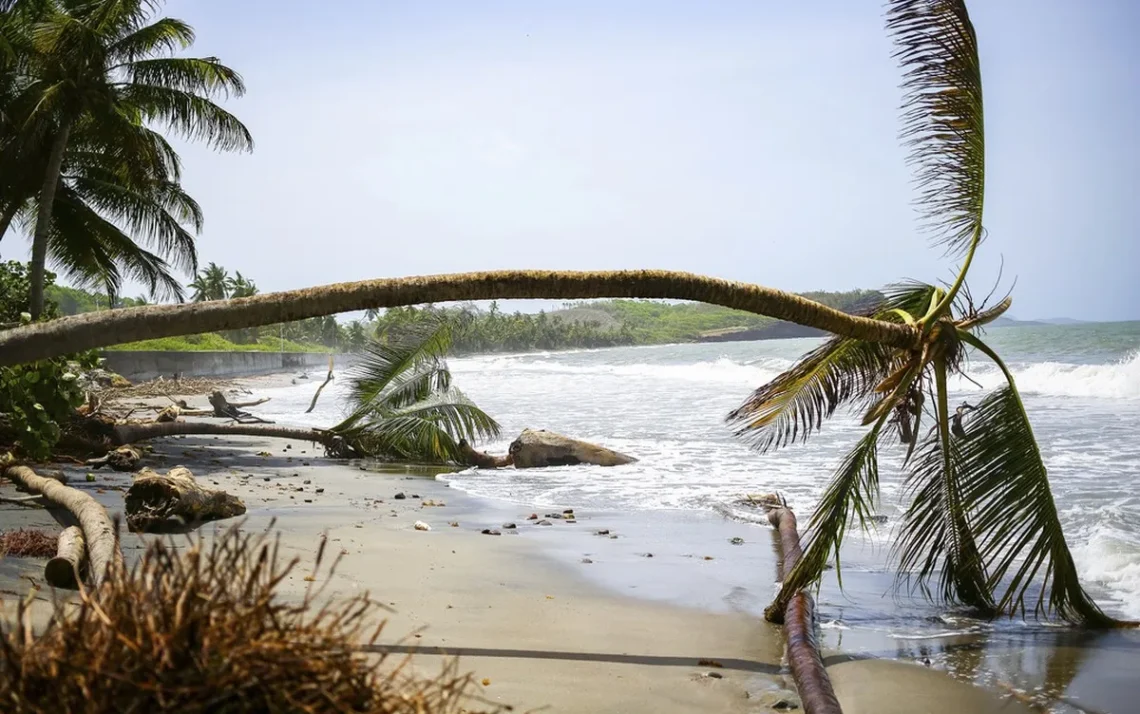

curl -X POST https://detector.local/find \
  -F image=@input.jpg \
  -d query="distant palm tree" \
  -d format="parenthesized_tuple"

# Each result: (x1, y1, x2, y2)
(5, 0, 251, 317)
(226, 271, 257, 298)
(188, 262, 228, 302)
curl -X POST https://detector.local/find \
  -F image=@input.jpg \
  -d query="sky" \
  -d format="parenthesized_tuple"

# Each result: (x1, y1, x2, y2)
(11, 0, 1140, 321)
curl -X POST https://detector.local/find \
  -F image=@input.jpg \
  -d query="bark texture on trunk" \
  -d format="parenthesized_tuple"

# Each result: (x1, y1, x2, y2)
(0, 270, 919, 366)
(124, 466, 246, 533)
(1, 463, 119, 586)
(28, 126, 71, 319)
(112, 420, 334, 447)
(767, 506, 844, 714)
(509, 428, 636, 468)
(45, 525, 86, 590)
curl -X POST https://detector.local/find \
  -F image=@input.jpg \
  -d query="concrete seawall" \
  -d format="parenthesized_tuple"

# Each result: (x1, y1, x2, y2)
(100, 351, 336, 382)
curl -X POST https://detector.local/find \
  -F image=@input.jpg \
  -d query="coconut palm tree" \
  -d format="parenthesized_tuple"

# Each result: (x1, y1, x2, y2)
(0, 0, 1115, 626)
(188, 262, 228, 302)
(723, 0, 1112, 627)
(9, 0, 251, 317)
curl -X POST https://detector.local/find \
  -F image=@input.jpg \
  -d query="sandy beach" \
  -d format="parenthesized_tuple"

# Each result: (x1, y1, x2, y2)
(2, 373, 1043, 713)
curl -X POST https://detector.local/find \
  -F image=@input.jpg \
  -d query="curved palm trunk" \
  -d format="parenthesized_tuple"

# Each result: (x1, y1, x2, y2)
(28, 125, 71, 319)
(0, 270, 919, 366)
(111, 420, 336, 447)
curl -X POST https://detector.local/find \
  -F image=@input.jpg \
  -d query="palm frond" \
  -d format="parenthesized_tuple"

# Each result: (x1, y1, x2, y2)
(107, 17, 195, 63)
(894, 363, 993, 612)
(956, 333, 1113, 625)
(727, 281, 937, 452)
(118, 83, 252, 152)
(339, 391, 501, 464)
(376, 365, 452, 413)
(887, 0, 985, 255)
(770, 422, 886, 615)
(123, 57, 245, 99)
(339, 319, 454, 426)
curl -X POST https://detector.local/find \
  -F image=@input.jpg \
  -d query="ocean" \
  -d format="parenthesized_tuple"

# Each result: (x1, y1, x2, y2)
(256, 321, 1140, 712)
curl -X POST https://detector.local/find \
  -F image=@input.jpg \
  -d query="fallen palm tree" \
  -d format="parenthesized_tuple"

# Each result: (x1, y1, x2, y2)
(763, 496, 843, 714)
(0, 523, 503, 714)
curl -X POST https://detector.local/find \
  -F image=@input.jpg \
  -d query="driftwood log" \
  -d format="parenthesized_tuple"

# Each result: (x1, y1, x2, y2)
(458, 440, 513, 469)
(208, 391, 273, 424)
(125, 466, 247, 533)
(767, 504, 843, 714)
(509, 429, 636, 468)
(85, 446, 141, 472)
(305, 356, 335, 414)
(45, 526, 86, 589)
(111, 420, 335, 448)
(0, 463, 119, 586)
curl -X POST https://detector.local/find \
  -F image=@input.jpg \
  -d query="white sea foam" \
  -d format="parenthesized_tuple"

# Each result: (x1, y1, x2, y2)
(955, 350, 1140, 400)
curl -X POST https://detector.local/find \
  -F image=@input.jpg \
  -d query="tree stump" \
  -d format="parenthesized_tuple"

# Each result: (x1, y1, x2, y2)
(125, 466, 247, 533)
(508, 428, 636, 468)
(44, 526, 86, 589)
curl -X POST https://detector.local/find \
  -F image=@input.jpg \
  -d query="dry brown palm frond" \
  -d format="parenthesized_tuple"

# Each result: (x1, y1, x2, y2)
(0, 521, 505, 713)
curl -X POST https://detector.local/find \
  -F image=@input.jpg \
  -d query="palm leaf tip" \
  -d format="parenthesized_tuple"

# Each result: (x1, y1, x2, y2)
(887, 0, 985, 255)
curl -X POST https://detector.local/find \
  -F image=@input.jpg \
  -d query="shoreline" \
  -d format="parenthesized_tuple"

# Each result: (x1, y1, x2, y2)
(1, 371, 1124, 711)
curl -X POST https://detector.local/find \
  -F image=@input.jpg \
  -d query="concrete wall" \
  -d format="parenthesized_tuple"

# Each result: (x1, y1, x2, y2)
(101, 351, 335, 382)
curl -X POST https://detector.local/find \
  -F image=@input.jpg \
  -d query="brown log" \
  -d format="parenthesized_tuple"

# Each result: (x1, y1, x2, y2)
(508, 428, 636, 468)
(457, 440, 513, 469)
(209, 391, 273, 424)
(125, 466, 247, 533)
(1, 464, 119, 586)
(767, 506, 843, 714)
(112, 420, 333, 447)
(44, 525, 86, 589)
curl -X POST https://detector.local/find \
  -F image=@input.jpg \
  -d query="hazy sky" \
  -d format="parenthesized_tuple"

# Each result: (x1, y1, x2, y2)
(15, 1, 1140, 320)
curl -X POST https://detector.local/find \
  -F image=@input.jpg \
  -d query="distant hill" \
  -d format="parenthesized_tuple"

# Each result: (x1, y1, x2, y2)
(991, 316, 1090, 328)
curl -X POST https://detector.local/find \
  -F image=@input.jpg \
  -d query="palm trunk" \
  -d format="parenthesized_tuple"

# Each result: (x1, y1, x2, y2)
(28, 125, 71, 319)
(112, 420, 336, 447)
(0, 270, 919, 366)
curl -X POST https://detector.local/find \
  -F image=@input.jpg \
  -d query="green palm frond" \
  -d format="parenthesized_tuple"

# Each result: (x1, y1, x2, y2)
(727, 281, 937, 451)
(338, 391, 500, 464)
(769, 421, 887, 617)
(956, 333, 1113, 625)
(887, 0, 985, 256)
(120, 83, 252, 151)
(339, 319, 454, 426)
(107, 17, 195, 63)
(895, 363, 993, 612)
(122, 57, 245, 98)
(375, 365, 453, 413)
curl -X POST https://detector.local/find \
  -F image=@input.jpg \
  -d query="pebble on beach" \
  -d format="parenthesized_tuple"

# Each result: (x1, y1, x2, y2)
(413, 521, 431, 531)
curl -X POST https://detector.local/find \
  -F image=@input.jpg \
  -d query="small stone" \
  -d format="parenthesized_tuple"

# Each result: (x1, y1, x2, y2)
(263, 476, 271, 482)
(413, 521, 431, 531)
(302, 461, 311, 466)
(394, 492, 406, 500)
(705, 671, 723, 679)
(304, 499, 312, 503)
(449, 521, 459, 527)
(536, 519, 553, 526)
(527, 513, 538, 520)
(502, 523, 517, 529)
(545, 513, 563, 519)
(481, 529, 501, 536)
(411, 494, 421, 499)
(758, 692, 801, 710)
(642, 553, 654, 558)
(581, 558, 593, 564)
(595, 529, 610, 536)
(730, 537, 745, 545)
(316, 488, 325, 494)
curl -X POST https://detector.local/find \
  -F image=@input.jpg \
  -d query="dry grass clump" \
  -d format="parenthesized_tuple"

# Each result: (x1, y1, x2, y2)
(0, 529, 57, 558)
(0, 523, 504, 713)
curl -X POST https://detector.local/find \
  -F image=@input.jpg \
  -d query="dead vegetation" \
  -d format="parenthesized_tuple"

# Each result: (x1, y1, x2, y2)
(0, 529, 57, 558)
(0, 523, 505, 713)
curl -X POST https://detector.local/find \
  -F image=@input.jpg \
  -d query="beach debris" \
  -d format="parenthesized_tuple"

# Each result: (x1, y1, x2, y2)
(208, 392, 273, 424)
(757, 691, 802, 710)
(509, 428, 637, 468)
(544, 513, 563, 520)
(526, 513, 538, 520)
(257, 451, 271, 457)
(642, 553, 654, 558)
(480, 529, 501, 536)
(481, 678, 491, 687)
(85, 446, 141, 472)
(449, 521, 459, 528)
(0, 528, 58, 558)
(536, 519, 553, 526)
(394, 492, 406, 500)
(124, 467, 246, 533)
(581, 558, 593, 564)
(44, 526, 86, 589)
(594, 529, 610, 536)
(730, 537, 745, 545)
(501, 523, 516, 529)
(303, 479, 311, 485)
(305, 357, 335, 414)
(704, 671, 723, 680)
(413, 521, 431, 531)
(316, 488, 325, 494)
(263, 476, 270, 481)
